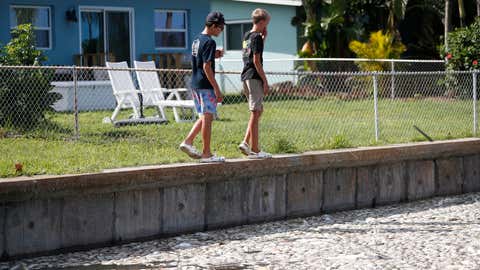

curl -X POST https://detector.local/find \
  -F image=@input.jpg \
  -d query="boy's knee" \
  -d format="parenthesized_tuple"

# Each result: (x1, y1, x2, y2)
(252, 110, 263, 117)
(202, 112, 214, 120)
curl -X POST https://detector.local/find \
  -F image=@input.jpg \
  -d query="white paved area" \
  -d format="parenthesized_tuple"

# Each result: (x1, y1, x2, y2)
(2, 192, 480, 270)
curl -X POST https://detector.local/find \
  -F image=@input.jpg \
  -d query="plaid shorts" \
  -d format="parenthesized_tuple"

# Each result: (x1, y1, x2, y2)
(191, 89, 217, 115)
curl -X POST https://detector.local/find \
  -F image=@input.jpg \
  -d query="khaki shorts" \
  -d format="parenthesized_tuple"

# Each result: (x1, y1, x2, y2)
(243, 79, 264, 111)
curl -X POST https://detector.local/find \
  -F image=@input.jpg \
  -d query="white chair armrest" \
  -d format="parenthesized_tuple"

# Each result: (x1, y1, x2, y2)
(114, 90, 139, 95)
(141, 88, 166, 94)
(171, 88, 189, 92)
(169, 88, 191, 100)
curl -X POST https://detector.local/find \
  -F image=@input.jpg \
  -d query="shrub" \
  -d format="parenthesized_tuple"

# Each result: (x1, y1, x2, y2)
(271, 137, 297, 153)
(326, 134, 352, 149)
(349, 30, 406, 71)
(0, 24, 61, 130)
(442, 18, 480, 71)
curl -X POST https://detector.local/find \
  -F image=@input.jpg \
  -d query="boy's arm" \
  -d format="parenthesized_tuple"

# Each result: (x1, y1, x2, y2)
(203, 62, 223, 102)
(253, 53, 268, 95)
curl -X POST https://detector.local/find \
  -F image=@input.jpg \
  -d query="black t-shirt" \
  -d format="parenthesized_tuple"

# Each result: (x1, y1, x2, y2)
(191, 34, 216, 89)
(241, 31, 263, 81)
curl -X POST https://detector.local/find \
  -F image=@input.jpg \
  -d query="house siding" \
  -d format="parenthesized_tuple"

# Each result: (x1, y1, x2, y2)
(0, 0, 210, 65)
(210, 0, 298, 55)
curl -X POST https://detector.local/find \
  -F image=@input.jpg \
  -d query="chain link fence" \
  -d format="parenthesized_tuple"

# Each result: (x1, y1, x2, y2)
(218, 58, 446, 73)
(217, 58, 446, 93)
(0, 59, 477, 175)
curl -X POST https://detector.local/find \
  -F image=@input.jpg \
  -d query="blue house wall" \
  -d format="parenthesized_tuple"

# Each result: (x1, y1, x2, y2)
(210, 0, 298, 55)
(0, 0, 210, 65)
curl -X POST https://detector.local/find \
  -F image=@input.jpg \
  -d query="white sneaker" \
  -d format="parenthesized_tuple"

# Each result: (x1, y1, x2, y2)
(248, 151, 272, 159)
(200, 155, 226, 163)
(179, 142, 202, 159)
(238, 142, 253, 156)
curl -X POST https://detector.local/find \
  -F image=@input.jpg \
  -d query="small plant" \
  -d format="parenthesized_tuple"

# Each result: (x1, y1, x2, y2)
(349, 30, 406, 71)
(0, 24, 61, 130)
(326, 134, 352, 149)
(271, 137, 297, 153)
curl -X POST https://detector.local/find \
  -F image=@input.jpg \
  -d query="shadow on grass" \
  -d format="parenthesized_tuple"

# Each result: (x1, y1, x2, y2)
(3, 120, 75, 139)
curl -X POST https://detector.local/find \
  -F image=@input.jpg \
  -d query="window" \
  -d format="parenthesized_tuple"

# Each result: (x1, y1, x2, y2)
(225, 22, 252, 50)
(10, 6, 52, 49)
(154, 10, 187, 49)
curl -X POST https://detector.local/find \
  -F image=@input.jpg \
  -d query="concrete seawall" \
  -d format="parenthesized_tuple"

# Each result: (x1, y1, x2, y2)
(1, 138, 480, 260)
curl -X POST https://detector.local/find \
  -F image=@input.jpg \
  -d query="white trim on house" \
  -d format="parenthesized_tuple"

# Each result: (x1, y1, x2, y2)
(231, 0, 302, 6)
(10, 5, 52, 50)
(225, 19, 251, 24)
(154, 9, 188, 50)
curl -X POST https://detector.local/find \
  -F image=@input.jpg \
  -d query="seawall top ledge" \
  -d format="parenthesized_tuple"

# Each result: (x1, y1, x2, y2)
(1, 138, 479, 202)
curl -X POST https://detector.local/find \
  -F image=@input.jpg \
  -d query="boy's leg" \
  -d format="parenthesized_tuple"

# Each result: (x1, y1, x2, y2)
(248, 110, 262, 153)
(201, 113, 214, 157)
(183, 118, 203, 145)
(183, 89, 203, 145)
(189, 89, 217, 158)
(242, 119, 251, 145)
(242, 79, 264, 153)
(243, 109, 263, 146)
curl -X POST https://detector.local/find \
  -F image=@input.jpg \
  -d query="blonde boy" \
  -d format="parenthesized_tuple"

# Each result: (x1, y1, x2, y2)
(238, 9, 272, 159)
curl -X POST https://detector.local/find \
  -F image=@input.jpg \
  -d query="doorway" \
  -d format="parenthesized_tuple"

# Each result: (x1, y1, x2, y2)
(79, 7, 134, 65)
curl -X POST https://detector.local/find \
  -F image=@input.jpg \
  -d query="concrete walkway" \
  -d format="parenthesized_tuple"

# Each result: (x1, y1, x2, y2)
(2, 192, 480, 270)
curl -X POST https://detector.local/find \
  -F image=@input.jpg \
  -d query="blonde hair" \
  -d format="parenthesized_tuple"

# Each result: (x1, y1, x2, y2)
(251, 8, 270, 24)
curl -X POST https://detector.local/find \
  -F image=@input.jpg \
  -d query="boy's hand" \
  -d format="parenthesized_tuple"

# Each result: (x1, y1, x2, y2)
(263, 81, 269, 96)
(261, 28, 268, 40)
(214, 89, 224, 103)
(215, 48, 224, 58)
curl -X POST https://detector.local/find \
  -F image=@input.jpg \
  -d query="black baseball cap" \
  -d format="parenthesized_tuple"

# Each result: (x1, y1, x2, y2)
(206, 11, 225, 25)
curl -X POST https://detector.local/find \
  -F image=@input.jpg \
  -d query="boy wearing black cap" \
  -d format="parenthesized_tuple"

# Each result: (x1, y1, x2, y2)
(180, 11, 226, 163)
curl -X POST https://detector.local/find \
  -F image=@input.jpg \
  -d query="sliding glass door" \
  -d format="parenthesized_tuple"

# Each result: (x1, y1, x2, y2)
(105, 11, 131, 64)
(80, 8, 133, 65)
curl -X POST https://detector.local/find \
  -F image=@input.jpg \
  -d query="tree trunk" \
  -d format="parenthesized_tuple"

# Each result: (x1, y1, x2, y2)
(458, 0, 465, 27)
(477, 0, 480, 16)
(445, 0, 451, 51)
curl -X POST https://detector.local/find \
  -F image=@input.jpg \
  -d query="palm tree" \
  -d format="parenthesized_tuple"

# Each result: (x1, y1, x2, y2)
(445, 0, 451, 51)
(458, 0, 466, 27)
(444, 0, 470, 51)
(386, 0, 409, 39)
(477, 0, 480, 16)
(300, 0, 320, 56)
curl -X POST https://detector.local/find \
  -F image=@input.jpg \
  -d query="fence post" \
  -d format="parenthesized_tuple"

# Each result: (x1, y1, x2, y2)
(73, 66, 80, 139)
(373, 72, 379, 141)
(474, 70, 478, 136)
(390, 61, 395, 99)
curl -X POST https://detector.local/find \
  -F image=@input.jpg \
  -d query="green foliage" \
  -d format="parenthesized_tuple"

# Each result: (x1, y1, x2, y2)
(271, 137, 298, 153)
(442, 17, 480, 71)
(0, 24, 46, 65)
(297, 0, 364, 59)
(0, 24, 61, 130)
(349, 30, 406, 71)
(326, 134, 352, 149)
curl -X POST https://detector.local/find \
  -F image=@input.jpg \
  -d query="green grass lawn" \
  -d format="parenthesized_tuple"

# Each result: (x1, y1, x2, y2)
(0, 97, 475, 177)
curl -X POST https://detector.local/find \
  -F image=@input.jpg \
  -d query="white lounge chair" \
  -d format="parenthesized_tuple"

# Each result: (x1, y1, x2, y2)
(134, 60, 195, 123)
(106, 61, 166, 123)
(105, 61, 142, 122)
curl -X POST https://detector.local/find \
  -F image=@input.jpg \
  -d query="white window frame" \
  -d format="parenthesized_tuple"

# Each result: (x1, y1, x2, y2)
(154, 9, 188, 50)
(10, 5, 52, 50)
(223, 20, 251, 52)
